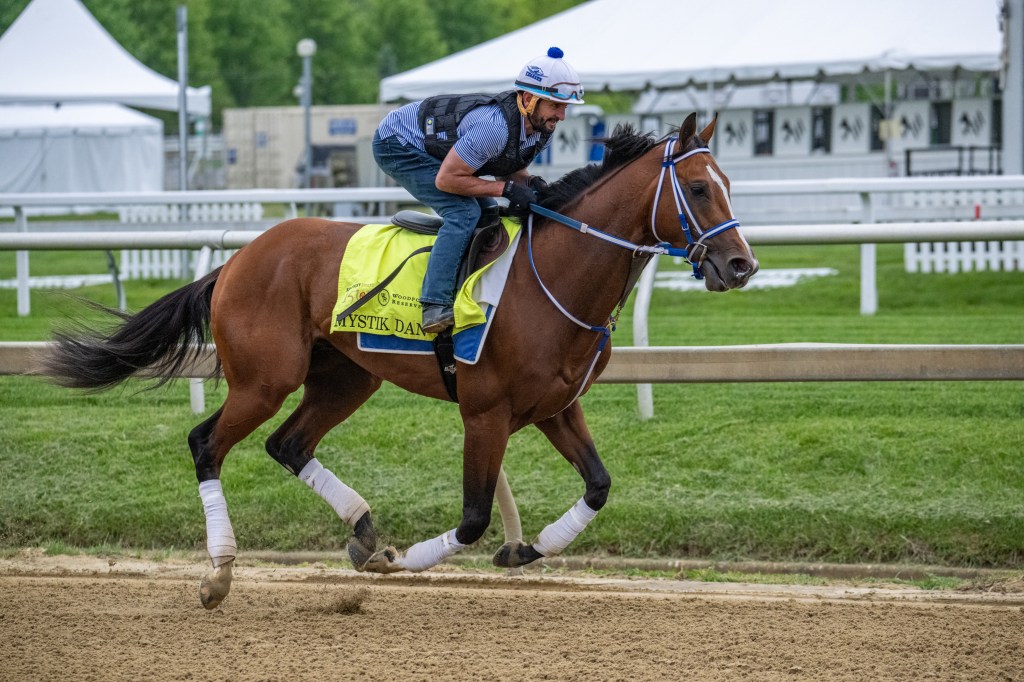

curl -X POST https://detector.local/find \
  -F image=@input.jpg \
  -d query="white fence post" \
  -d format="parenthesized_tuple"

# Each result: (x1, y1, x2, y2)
(15, 207, 29, 317)
(632, 255, 659, 420)
(189, 245, 214, 415)
(859, 191, 878, 316)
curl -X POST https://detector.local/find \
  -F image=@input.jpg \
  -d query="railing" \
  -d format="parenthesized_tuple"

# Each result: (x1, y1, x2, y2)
(5, 341, 1023, 382)
(5, 176, 1024, 313)
(5, 179, 1024, 417)
(2, 339, 1022, 436)
(4, 222, 1024, 418)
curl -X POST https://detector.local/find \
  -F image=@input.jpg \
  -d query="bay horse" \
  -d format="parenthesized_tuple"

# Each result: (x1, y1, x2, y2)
(42, 113, 757, 609)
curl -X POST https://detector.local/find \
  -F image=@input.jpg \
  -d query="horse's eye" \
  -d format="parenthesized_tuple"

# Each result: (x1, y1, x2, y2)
(689, 184, 707, 197)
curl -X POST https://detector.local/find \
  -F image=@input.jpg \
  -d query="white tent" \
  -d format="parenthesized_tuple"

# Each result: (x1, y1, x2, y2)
(0, 103, 163, 193)
(380, 0, 1001, 102)
(0, 0, 210, 115)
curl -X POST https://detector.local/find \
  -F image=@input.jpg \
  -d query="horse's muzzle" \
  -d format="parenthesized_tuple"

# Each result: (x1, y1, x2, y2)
(703, 253, 759, 291)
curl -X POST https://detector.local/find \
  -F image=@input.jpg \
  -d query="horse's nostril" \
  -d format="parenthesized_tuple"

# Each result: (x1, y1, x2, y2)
(730, 257, 754, 279)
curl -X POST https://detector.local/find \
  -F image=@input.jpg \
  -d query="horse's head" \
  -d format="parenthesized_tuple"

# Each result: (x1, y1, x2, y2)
(652, 113, 758, 292)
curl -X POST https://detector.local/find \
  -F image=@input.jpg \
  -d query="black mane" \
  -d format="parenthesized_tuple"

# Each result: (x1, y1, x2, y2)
(507, 123, 663, 221)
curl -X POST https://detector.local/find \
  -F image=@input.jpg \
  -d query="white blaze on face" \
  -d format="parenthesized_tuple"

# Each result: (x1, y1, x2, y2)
(705, 164, 736, 219)
(705, 163, 755, 257)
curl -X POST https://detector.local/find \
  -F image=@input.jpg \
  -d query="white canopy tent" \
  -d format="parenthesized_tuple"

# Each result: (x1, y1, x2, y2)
(0, 103, 163, 193)
(379, 0, 1001, 102)
(0, 0, 210, 115)
(0, 0, 211, 193)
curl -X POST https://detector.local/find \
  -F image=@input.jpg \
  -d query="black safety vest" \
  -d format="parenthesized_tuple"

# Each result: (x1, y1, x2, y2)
(417, 90, 551, 177)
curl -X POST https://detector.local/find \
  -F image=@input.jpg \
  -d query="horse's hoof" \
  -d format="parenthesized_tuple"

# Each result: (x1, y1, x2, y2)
(199, 560, 234, 609)
(348, 535, 376, 571)
(359, 546, 404, 574)
(493, 541, 543, 568)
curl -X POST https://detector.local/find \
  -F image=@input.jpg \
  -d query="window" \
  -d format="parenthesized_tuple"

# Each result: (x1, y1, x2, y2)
(811, 107, 832, 154)
(869, 105, 884, 152)
(930, 102, 952, 145)
(753, 110, 774, 156)
(992, 99, 1002, 147)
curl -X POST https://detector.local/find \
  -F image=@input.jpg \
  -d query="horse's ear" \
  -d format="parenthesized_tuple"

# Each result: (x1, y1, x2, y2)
(680, 112, 697, 143)
(699, 112, 718, 143)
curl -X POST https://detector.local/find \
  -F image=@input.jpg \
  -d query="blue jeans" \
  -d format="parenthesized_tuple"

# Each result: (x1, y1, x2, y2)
(373, 133, 484, 306)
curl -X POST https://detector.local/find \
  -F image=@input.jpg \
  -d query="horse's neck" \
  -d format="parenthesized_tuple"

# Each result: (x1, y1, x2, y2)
(525, 173, 654, 326)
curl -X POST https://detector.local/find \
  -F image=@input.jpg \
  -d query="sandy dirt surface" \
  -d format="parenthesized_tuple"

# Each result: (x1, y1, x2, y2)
(1, 552, 1022, 682)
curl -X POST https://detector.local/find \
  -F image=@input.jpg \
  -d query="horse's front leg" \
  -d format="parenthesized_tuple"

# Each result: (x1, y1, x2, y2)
(493, 400, 610, 568)
(363, 413, 511, 573)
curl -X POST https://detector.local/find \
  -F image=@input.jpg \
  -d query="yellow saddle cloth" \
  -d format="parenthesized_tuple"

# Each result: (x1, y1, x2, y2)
(331, 218, 521, 342)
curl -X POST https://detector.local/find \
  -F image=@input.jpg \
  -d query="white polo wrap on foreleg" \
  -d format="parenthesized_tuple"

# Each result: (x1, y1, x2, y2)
(298, 458, 370, 527)
(395, 528, 465, 572)
(533, 497, 598, 557)
(198, 479, 236, 568)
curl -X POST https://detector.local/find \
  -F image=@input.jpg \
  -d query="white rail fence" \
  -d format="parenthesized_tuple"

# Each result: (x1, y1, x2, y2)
(116, 202, 260, 281)
(903, 240, 1024, 273)
(1, 187, 409, 316)
(119, 248, 235, 281)
(4, 179, 1024, 417)
(4, 342, 1023, 383)
(4, 177, 1024, 316)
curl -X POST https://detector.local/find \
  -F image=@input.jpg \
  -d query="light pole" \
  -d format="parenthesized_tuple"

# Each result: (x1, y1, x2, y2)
(296, 38, 317, 190)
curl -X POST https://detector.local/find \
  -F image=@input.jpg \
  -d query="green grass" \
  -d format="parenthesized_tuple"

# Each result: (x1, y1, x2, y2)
(1, 243, 1022, 568)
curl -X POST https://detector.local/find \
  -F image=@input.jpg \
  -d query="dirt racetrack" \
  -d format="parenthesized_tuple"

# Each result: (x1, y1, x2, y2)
(2, 552, 1022, 682)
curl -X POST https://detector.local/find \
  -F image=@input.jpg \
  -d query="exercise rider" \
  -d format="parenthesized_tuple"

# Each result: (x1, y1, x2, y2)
(372, 46, 586, 333)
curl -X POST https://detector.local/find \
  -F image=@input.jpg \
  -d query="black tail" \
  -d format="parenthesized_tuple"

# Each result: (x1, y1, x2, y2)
(42, 267, 222, 391)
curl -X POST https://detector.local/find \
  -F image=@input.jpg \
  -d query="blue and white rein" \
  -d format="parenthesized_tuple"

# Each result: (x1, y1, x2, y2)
(523, 136, 741, 408)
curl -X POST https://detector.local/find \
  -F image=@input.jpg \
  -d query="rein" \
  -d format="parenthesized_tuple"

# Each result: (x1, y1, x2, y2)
(523, 136, 741, 408)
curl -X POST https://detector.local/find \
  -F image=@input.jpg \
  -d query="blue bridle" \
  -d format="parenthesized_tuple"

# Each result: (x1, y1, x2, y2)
(527, 136, 741, 280)
(651, 137, 741, 279)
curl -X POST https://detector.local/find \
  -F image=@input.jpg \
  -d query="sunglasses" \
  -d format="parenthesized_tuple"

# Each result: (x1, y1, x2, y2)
(545, 81, 585, 101)
(517, 80, 584, 102)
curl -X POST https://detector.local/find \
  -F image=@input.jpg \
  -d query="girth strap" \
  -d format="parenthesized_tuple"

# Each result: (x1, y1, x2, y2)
(432, 330, 458, 402)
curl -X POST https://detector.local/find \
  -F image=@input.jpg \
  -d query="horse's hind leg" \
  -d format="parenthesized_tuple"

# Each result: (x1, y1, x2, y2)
(264, 342, 384, 570)
(494, 400, 611, 568)
(189, 360, 304, 608)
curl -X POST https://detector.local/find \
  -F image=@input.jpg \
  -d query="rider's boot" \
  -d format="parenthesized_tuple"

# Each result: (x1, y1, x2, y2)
(421, 303, 454, 333)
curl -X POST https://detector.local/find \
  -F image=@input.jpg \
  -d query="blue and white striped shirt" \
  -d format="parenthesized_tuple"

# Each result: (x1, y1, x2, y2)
(377, 100, 544, 172)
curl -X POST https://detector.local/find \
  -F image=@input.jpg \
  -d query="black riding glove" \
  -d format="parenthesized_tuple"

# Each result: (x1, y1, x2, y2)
(502, 180, 538, 212)
(527, 175, 549, 194)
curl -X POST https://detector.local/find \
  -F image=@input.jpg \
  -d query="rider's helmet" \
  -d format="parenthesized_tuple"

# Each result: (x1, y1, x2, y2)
(514, 47, 585, 112)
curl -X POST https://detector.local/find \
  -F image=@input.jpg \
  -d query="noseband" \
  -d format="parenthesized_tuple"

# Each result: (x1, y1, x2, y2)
(651, 137, 740, 280)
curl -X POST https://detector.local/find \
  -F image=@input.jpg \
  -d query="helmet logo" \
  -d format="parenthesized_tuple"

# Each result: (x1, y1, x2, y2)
(524, 65, 545, 83)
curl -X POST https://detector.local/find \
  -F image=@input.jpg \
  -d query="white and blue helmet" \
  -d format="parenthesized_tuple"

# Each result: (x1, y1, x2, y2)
(514, 47, 585, 104)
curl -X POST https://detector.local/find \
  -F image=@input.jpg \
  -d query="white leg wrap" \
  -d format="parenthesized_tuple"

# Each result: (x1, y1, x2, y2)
(198, 479, 236, 568)
(298, 458, 370, 527)
(395, 528, 465, 572)
(533, 497, 598, 557)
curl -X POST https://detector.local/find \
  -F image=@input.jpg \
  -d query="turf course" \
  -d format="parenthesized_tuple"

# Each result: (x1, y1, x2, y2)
(1, 243, 1021, 567)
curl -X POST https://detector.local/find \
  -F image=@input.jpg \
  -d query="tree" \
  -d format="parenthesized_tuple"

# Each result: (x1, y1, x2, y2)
(429, 0, 504, 54)
(206, 0, 294, 108)
(357, 0, 447, 91)
(491, 0, 586, 36)
(286, 0, 379, 105)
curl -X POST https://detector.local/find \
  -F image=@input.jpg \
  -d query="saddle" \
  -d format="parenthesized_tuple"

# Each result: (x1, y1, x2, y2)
(390, 198, 510, 403)
(391, 198, 510, 290)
